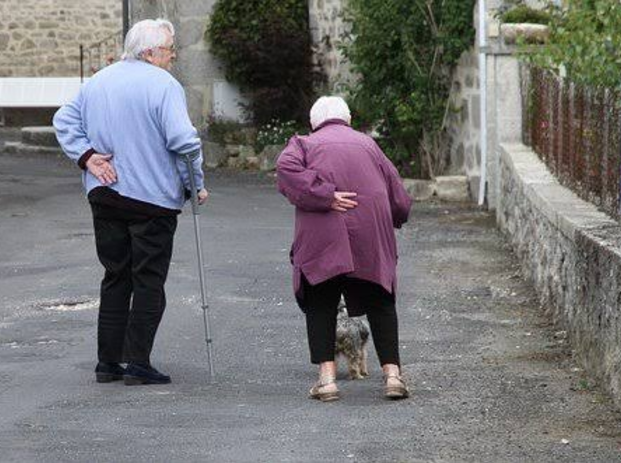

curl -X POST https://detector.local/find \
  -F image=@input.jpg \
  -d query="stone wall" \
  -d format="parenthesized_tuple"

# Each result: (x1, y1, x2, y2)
(497, 142, 621, 407)
(130, 0, 355, 124)
(308, 0, 352, 93)
(130, 0, 236, 125)
(446, 49, 481, 188)
(446, 0, 546, 201)
(0, 0, 121, 77)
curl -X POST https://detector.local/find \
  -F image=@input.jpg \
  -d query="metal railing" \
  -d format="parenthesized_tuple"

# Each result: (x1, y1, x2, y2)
(79, 30, 124, 81)
(523, 67, 621, 219)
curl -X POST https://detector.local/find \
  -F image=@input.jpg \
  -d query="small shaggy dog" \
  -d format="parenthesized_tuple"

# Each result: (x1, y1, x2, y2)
(335, 303, 370, 379)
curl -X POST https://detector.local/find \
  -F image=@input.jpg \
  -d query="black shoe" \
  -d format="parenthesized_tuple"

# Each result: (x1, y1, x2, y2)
(123, 363, 171, 385)
(95, 362, 126, 383)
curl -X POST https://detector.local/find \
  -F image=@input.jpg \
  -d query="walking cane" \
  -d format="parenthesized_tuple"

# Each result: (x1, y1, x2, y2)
(184, 153, 216, 382)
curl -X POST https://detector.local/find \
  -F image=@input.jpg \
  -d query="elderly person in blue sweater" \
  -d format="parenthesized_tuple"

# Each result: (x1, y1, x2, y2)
(54, 19, 207, 385)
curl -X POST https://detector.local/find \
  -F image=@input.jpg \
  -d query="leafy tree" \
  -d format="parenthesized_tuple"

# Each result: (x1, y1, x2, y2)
(343, 0, 476, 177)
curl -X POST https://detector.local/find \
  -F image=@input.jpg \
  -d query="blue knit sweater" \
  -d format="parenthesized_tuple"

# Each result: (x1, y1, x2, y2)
(53, 59, 204, 210)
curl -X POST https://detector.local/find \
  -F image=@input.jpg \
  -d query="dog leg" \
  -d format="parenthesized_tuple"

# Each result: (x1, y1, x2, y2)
(348, 355, 364, 380)
(360, 347, 369, 377)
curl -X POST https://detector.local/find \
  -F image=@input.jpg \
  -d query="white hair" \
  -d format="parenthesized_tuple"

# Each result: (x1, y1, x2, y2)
(122, 19, 175, 60)
(310, 96, 351, 130)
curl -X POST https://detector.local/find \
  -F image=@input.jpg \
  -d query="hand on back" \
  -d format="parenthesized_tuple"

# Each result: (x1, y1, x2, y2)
(86, 154, 117, 186)
(331, 191, 358, 212)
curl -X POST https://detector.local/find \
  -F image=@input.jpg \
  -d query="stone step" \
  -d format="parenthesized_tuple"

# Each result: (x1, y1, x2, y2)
(403, 175, 471, 202)
(2, 141, 65, 158)
(403, 179, 436, 201)
(0, 127, 22, 150)
(21, 126, 59, 148)
(202, 141, 227, 169)
(435, 175, 470, 202)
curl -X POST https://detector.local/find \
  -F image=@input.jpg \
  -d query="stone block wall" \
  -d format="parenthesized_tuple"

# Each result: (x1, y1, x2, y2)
(446, 0, 546, 202)
(497, 142, 621, 406)
(129, 0, 230, 125)
(446, 49, 481, 185)
(308, 0, 352, 93)
(130, 0, 356, 124)
(0, 0, 121, 77)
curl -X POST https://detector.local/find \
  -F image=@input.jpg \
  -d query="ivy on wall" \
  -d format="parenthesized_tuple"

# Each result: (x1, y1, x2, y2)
(342, 0, 476, 177)
(206, 0, 323, 125)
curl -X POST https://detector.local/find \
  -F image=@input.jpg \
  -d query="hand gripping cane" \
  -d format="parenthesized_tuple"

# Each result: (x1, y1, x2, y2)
(184, 153, 215, 382)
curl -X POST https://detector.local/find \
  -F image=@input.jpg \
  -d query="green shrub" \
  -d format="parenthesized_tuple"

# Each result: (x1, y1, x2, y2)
(528, 1, 621, 88)
(501, 5, 551, 25)
(206, 1, 323, 125)
(342, 0, 476, 178)
(255, 120, 306, 153)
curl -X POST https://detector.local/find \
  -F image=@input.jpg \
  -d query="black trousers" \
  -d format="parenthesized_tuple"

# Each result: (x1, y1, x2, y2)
(91, 203, 177, 364)
(303, 276, 401, 366)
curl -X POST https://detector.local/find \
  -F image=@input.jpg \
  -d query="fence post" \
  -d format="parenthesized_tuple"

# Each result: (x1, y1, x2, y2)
(123, 0, 130, 40)
(547, 73, 555, 172)
(557, 76, 563, 178)
(568, 82, 575, 184)
(79, 44, 84, 83)
(600, 89, 610, 211)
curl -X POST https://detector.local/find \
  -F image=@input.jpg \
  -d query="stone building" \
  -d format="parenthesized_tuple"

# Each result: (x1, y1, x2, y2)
(128, 0, 343, 125)
(0, 0, 122, 77)
(0, 0, 357, 126)
(124, 0, 483, 180)
(0, 0, 540, 196)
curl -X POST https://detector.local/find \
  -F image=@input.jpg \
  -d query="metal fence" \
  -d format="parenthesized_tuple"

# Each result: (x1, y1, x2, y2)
(522, 66, 621, 219)
(80, 30, 123, 81)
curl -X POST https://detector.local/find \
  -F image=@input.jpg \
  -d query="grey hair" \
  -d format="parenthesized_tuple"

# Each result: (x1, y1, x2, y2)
(310, 96, 351, 130)
(122, 19, 175, 60)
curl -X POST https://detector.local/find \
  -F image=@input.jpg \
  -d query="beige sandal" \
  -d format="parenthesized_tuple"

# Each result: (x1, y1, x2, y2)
(384, 373, 410, 400)
(309, 375, 340, 402)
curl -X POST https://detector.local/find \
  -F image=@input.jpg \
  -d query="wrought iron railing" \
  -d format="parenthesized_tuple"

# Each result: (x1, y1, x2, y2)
(79, 30, 124, 81)
(523, 67, 621, 219)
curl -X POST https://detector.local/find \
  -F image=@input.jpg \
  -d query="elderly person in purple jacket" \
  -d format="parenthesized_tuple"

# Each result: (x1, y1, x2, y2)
(277, 96, 412, 401)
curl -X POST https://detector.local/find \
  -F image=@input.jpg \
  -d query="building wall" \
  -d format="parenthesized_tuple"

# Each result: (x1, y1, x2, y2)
(446, 48, 481, 185)
(308, 0, 352, 93)
(0, 0, 121, 77)
(446, 0, 538, 200)
(129, 0, 357, 123)
(130, 0, 235, 125)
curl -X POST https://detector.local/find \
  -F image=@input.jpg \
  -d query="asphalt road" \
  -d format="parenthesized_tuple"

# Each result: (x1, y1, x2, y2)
(1, 153, 620, 462)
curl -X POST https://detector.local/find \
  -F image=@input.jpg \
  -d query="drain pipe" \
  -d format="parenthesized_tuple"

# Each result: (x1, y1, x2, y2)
(477, 0, 488, 206)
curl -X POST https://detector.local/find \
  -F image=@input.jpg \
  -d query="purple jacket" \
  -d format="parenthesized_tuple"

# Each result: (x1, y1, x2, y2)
(276, 120, 412, 307)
